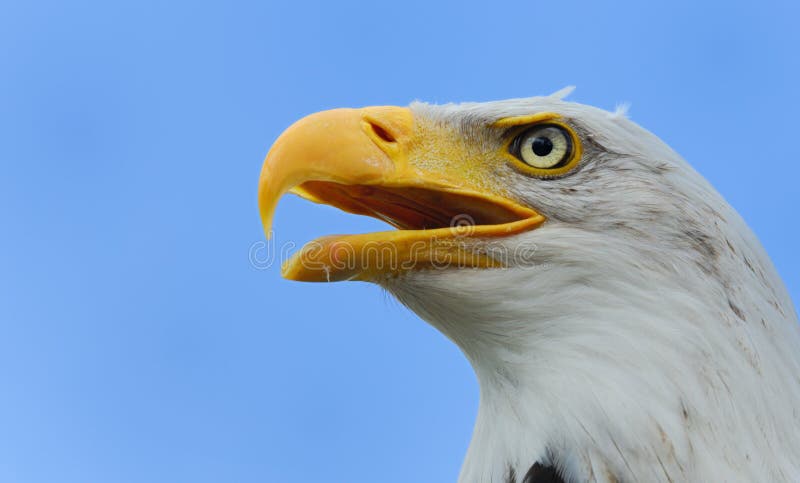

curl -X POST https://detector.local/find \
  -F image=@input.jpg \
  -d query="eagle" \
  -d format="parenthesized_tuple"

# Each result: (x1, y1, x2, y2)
(257, 90, 800, 482)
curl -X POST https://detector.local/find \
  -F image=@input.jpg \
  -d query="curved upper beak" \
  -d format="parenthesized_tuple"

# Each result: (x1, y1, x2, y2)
(258, 106, 417, 239)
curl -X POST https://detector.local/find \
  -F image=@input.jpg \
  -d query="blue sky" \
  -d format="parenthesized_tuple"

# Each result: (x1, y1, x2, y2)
(1, 0, 798, 482)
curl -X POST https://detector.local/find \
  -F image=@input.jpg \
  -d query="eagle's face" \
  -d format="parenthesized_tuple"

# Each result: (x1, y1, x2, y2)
(259, 94, 722, 301)
(259, 94, 733, 359)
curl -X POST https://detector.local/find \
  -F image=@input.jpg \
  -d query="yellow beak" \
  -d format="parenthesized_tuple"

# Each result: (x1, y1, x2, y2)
(258, 106, 545, 282)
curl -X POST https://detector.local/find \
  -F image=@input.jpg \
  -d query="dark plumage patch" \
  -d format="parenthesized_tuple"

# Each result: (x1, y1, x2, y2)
(725, 238, 737, 255)
(506, 465, 517, 482)
(519, 462, 565, 483)
(728, 298, 746, 321)
(680, 399, 690, 421)
(683, 228, 718, 260)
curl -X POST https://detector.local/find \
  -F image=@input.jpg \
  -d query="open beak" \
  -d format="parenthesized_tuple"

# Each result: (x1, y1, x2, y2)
(258, 106, 545, 282)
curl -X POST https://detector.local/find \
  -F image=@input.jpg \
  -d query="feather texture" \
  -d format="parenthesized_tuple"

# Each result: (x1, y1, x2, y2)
(379, 97, 800, 482)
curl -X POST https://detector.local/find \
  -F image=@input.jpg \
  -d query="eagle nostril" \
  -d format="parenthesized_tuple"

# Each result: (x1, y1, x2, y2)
(365, 118, 398, 144)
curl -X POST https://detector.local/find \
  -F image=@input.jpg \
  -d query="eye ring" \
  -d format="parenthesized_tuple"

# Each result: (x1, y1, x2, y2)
(510, 124, 574, 170)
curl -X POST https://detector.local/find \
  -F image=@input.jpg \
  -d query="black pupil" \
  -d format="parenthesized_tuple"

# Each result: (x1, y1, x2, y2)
(531, 136, 553, 156)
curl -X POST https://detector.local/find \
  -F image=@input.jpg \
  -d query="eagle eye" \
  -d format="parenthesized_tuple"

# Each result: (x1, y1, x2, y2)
(511, 124, 573, 170)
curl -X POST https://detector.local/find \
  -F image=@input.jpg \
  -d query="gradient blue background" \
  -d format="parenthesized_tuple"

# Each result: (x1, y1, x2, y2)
(1, 1, 798, 481)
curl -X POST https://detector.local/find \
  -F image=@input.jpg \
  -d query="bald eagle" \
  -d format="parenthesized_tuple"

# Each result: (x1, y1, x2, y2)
(258, 90, 800, 482)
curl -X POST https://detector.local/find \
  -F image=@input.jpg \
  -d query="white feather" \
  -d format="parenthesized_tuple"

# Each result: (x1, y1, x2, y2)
(383, 98, 800, 482)
(610, 102, 631, 119)
(549, 86, 577, 101)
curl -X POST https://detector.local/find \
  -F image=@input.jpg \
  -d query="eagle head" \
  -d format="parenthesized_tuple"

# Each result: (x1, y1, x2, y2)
(258, 92, 800, 482)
